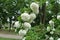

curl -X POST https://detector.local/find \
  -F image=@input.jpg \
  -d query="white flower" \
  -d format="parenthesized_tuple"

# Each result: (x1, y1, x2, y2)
(46, 1, 49, 6)
(7, 18, 10, 22)
(57, 38, 60, 40)
(14, 21, 20, 28)
(57, 15, 60, 20)
(22, 37, 26, 40)
(30, 2, 39, 14)
(30, 13, 36, 20)
(12, 21, 15, 24)
(49, 37, 54, 40)
(15, 29, 17, 32)
(50, 31, 54, 34)
(23, 22, 31, 29)
(47, 26, 50, 32)
(19, 29, 27, 36)
(49, 20, 54, 27)
(57, 0, 60, 4)
(21, 12, 30, 21)
(12, 16, 14, 19)
(52, 28, 55, 31)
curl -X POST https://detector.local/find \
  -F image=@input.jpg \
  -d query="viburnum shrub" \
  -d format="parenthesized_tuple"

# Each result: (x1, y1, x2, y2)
(14, 2, 39, 40)
(14, 1, 60, 40)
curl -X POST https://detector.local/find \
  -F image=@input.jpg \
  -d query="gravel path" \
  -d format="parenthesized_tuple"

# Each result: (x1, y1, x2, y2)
(0, 33, 21, 39)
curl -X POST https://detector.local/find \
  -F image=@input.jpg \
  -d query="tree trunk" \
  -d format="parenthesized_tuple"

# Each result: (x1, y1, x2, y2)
(42, 3, 46, 25)
(9, 17, 12, 32)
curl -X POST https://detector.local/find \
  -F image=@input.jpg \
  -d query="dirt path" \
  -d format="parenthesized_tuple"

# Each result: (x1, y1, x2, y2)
(0, 33, 21, 39)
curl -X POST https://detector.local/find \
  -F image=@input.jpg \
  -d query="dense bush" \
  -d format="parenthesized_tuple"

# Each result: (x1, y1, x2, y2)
(0, 0, 60, 40)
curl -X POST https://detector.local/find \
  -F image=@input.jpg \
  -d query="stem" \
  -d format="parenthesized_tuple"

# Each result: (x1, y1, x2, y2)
(9, 17, 12, 32)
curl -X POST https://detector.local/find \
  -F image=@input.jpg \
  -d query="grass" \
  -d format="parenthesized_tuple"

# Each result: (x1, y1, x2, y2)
(0, 37, 18, 40)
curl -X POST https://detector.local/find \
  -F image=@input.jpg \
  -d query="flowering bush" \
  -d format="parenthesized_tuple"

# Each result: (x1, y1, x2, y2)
(0, 0, 60, 40)
(17, 2, 39, 40)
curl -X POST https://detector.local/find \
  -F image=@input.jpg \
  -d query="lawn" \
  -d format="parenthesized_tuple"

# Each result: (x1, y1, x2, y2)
(0, 37, 18, 40)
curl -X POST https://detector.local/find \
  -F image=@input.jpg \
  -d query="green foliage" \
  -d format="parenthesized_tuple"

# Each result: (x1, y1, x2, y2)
(26, 25, 47, 40)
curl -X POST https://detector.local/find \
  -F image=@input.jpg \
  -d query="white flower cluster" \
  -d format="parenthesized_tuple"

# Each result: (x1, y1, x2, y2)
(21, 12, 30, 21)
(21, 12, 36, 23)
(49, 37, 54, 40)
(57, 0, 60, 4)
(47, 26, 50, 32)
(47, 20, 55, 34)
(49, 37, 60, 40)
(46, 20, 56, 40)
(23, 22, 31, 30)
(57, 15, 60, 20)
(14, 21, 20, 28)
(57, 38, 60, 40)
(19, 2, 39, 40)
(19, 29, 27, 36)
(30, 2, 39, 14)
(49, 20, 54, 27)
(18, 22, 31, 40)
(7, 18, 10, 22)
(30, 13, 36, 20)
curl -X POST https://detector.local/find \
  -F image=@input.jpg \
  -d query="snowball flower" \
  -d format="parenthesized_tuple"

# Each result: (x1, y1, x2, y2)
(47, 26, 50, 32)
(30, 2, 39, 14)
(57, 38, 60, 40)
(57, 15, 60, 20)
(14, 21, 20, 28)
(19, 29, 27, 36)
(30, 13, 36, 20)
(49, 20, 54, 27)
(23, 22, 31, 29)
(21, 12, 30, 21)
(49, 37, 54, 40)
